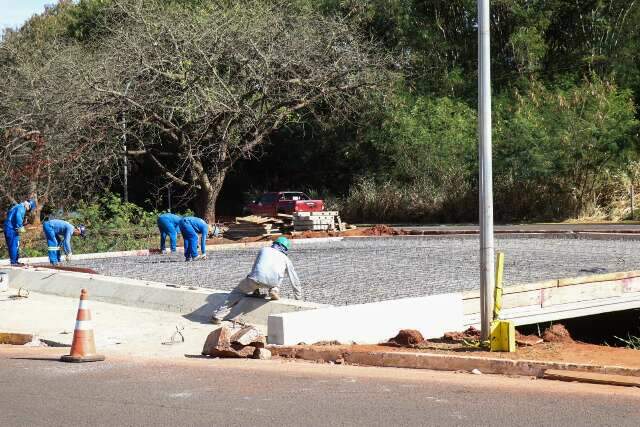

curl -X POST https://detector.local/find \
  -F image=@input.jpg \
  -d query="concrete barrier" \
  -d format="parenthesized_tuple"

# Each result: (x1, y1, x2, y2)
(268, 293, 463, 345)
(1, 266, 326, 325)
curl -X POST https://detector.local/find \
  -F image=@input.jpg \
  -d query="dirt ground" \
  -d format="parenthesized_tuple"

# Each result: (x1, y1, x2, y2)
(272, 341, 640, 369)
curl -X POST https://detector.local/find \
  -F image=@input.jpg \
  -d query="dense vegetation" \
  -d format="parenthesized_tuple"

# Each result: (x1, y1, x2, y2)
(1, 0, 639, 225)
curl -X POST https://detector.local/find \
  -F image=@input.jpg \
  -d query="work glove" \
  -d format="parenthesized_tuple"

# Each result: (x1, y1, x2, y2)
(65, 253, 72, 263)
(17, 227, 26, 234)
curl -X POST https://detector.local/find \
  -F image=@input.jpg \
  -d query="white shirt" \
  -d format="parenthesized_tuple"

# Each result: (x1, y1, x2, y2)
(248, 247, 302, 299)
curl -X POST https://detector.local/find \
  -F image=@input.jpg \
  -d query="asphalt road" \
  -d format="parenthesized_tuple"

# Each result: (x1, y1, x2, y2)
(1, 348, 639, 426)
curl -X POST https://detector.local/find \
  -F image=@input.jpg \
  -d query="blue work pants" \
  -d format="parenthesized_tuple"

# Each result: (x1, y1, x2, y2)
(3, 228, 20, 265)
(179, 223, 199, 260)
(43, 222, 61, 264)
(157, 219, 178, 253)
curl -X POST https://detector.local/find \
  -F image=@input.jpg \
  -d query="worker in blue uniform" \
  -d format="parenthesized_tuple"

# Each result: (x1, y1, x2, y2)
(3, 199, 36, 265)
(178, 216, 208, 261)
(157, 213, 182, 254)
(42, 219, 86, 265)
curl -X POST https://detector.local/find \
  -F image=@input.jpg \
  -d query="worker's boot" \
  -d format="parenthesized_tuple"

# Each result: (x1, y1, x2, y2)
(268, 288, 280, 300)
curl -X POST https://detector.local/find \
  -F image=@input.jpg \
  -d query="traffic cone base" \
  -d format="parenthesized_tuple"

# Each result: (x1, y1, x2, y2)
(61, 354, 105, 363)
(60, 288, 105, 363)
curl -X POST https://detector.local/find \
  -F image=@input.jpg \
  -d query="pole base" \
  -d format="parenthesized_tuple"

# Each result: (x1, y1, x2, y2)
(60, 354, 105, 363)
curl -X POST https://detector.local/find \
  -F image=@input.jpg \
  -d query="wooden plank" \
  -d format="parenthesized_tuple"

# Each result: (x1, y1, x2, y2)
(557, 270, 640, 287)
(502, 290, 543, 310)
(502, 280, 558, 295)
(622, 276, 640, 293)
(236, 215, 273, 224)
(542, 280, 624, 307)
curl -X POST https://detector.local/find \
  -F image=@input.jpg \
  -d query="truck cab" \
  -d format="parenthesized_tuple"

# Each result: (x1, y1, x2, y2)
(245, 192, 324, 217)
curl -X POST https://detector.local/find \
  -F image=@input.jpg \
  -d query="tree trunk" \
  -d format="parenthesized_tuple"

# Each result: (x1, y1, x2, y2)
(194, 169, 228, 223)
(28, 183, 42, 226)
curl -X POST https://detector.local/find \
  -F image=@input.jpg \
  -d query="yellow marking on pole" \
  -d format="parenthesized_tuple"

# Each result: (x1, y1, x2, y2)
(493, 251, 505, 320)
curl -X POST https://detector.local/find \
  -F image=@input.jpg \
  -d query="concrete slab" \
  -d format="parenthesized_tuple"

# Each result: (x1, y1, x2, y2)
(267, 293, 463, 345)
(2, 266, 326, 326)
(0, 289, 217, 358)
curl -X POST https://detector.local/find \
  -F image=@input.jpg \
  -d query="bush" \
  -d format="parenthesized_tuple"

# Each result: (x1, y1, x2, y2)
(337, 176, 474, 224)
(0, 193, 166, 258)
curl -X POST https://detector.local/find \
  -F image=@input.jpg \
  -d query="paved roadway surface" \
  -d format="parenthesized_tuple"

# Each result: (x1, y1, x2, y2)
(1, 347, 639, 426)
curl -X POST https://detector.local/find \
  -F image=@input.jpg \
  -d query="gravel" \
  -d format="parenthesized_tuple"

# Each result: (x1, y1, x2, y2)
(70, 236, 640, 305)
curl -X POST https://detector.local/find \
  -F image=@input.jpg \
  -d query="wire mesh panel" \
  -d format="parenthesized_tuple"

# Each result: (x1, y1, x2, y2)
(70, 236, 640, 305)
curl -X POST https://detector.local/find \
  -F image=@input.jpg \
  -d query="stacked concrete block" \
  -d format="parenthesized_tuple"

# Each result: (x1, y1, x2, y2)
(293, 211, 341, 231)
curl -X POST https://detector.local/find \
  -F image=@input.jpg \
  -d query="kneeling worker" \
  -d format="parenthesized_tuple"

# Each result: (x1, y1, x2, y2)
(211, 237, 301, 324)
(42, 219, 86, 265)
(157, 212, 181, 254)
(178, 216, 208, 261)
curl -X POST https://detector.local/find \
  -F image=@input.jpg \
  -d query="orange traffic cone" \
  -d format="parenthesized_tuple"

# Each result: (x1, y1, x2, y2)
(61, 288, 105, 363)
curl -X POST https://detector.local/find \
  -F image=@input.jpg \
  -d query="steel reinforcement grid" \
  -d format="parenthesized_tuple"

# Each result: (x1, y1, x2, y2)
(70, 236, 640, 305)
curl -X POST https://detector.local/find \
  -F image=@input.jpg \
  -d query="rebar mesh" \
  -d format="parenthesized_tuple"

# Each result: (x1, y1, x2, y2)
(70, 236, 640, 305)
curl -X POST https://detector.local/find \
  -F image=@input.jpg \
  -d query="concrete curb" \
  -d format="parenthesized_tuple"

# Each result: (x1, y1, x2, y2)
(270, 347, 640, 379)
(0, 236, 344, 266)
(1, 266, 327, 325)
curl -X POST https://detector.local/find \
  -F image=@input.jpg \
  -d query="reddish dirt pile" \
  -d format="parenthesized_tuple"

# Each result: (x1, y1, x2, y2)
(542, 324, 574, 343)
(441, 326, 482, 343)
(360, 224, 407, 236)
(388, 329, 426, 347)
(285, 225, 407, 240)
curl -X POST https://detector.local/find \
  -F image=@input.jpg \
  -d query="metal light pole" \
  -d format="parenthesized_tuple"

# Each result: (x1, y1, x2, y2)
(121, 81, 132, 203)
(478, 0, 495, 341)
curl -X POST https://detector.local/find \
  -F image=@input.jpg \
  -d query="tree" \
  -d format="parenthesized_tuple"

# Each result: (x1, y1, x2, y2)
(80, 0, 388, 221)
(0, 3, 118, 221)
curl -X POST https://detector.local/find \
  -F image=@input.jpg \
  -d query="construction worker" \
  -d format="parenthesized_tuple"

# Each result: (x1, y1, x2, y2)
(178, 216, 208, 261)
(157, 212, 182, 254)
(2, 199, 36, 265)
(42, 219, 86, 265)
(211, 236, 301, 324)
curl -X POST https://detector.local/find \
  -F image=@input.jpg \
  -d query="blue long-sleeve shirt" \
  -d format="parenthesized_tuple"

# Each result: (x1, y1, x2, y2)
(45, 219, 75, 254)
(4, 204, 26, 232)
(157, 213, 182, 231)
(180, 216, 208, 254)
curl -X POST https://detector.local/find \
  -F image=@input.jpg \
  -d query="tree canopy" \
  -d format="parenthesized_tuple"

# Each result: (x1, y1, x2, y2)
(1, 0, 639, 223)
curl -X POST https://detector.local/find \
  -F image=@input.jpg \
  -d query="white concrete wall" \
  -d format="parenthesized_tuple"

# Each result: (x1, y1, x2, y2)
(268, 293, 464, 345)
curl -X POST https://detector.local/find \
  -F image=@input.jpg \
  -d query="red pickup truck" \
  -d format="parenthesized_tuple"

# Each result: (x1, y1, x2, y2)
(244, 192, 324, 217)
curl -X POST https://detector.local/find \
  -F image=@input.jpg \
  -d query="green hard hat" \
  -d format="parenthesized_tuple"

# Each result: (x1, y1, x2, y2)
(274, 236, 291, 250)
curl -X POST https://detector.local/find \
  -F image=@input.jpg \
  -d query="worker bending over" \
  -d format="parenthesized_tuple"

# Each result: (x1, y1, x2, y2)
(178, 216, 208, 261)
(157, 213, 181, 254)
(3, 199, 36, 265)
(211, 237, 301, 324)
(42, 219, 86, 265)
